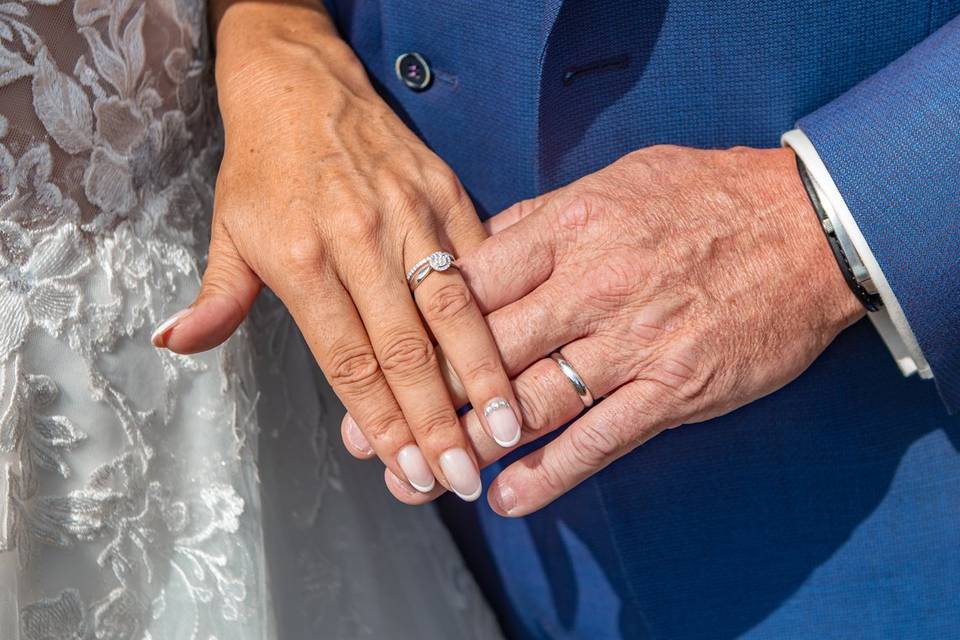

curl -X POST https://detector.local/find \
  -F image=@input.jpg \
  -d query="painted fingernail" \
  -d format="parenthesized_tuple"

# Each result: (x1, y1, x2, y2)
(397, 445, 435, 493)
(343, 414, 373, 455)
(484, 398, 521, 447)
(386, 468, 419, 498)
(151, 308, 193, 348)
(439, 448, 481, 501)
(491, 482, 517, 516)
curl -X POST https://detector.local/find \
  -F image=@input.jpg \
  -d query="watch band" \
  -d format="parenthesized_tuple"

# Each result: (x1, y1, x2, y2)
(796, 155, 883, 312)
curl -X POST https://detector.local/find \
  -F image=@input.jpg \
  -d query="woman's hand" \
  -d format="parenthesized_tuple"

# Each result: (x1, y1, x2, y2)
(153, 1, 522, 501)
(343, 145, 865, 514)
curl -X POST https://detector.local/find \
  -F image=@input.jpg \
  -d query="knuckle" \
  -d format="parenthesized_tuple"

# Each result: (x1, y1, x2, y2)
(200, 257, 247, 296)
(568, 422, 621, 468)
(555, 190, 619, 236)
(458, 355, 501, 386)
(556, 193, 595, 233)
(586, 259, 637, 310)
(649, 343, 712, 407)
(278, 236, 324, 275)
(327, 343, 381, 393)
(364, 414, 407, 444)
(391, 188, 423, 219)
(433, 164, 463, 194)
(422, 281, 474, 325)
(379, 332, 436, 378)
(514, 372, 555, 431)
(416, 409, 459, 441)
(379, 171, 425, 216)
(627, 303, 673, 346)
(341, 209, 381, 246)
(427, 164, 467, 207)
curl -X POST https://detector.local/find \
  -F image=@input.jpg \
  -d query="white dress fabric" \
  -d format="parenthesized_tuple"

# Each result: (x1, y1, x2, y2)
(0, 0, 501, 637)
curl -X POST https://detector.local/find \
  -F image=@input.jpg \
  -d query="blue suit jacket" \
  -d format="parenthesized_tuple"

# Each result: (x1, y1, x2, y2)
(325, 2, 960, 637)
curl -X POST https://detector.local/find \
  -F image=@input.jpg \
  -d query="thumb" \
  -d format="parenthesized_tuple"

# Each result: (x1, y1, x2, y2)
(152, 221, 261, 354)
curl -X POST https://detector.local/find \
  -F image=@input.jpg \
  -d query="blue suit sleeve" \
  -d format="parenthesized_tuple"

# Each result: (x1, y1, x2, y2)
(798, 16, 960, 413)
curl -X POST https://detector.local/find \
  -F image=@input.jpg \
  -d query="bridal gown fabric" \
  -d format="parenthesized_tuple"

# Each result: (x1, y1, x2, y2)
(0, 0, 502, 638)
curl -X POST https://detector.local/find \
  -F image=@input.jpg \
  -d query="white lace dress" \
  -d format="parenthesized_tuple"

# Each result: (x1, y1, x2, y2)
(0, 0, 501, 638)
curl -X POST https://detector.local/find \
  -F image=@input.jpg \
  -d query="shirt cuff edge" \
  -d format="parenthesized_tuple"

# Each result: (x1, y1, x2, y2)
(781, 128, 933, 380)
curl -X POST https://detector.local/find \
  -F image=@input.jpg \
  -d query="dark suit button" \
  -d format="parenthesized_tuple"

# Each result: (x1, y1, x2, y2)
(395, 52, 432, 91)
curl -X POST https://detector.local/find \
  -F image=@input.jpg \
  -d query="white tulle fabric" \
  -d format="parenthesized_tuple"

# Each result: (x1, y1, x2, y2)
(0, 0, 500, 637)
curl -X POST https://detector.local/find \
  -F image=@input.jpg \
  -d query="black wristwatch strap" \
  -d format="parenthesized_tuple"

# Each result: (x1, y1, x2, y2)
(795, 155, 883, 312)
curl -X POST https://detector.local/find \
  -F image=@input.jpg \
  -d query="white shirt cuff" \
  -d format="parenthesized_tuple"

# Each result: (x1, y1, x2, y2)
(782, 129, 933, 379)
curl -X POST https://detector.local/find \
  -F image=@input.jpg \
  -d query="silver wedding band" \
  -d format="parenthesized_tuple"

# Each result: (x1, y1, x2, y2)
(406, 251, 458, 292)
(550, 352, 594, 408)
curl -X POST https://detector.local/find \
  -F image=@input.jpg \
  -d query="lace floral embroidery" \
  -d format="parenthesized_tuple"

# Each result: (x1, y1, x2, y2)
(0, 0, 262, 637)
(0, 224, 89, 359)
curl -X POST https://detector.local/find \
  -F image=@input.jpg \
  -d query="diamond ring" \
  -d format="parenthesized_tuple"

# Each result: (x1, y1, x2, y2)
(406, 251, 458, 292)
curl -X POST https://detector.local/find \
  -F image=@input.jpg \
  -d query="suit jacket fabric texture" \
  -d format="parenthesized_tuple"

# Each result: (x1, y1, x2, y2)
(323, 2, 960, 637)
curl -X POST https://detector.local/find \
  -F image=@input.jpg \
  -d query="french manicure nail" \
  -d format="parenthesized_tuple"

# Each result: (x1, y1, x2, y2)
(343, 414, 373, 455)
(151, 308, 193, 348)
(484, 398, 521, 447)
(439, 448, 481, 501)
(386, 468, 419, 497)
(492, 482, 517, 515)
(397, 445, 435, 493)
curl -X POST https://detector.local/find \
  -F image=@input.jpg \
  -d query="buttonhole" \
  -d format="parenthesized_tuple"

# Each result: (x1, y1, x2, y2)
(562, 54, 631, 86)
(433, 68, 459, 90)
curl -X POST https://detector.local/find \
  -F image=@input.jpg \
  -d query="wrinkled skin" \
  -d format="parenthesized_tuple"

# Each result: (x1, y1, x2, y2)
(161, 2, 520, 499)
(343, 145, 865, 516)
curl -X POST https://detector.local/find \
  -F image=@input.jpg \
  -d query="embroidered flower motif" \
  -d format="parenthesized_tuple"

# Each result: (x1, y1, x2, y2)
(20, 588, 89, 640)
(93, 96, 147, 154)
(84, 219, 195, 351)
(32, 47, 94, 155)
(0, 0, 258, 636)
(91, 587, 145, 640)
(200, 484, 244, 534)
(0, 355, 86, 476)
(0, 141, 82, 232)
(0, 3, 39, 89)
(84, 147, 136, 216)
(0, 222, 89, 360)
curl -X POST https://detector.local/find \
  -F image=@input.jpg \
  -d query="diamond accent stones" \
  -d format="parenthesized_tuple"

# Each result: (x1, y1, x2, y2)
(406, 251, 457, 282)
(483, 398, 511, 417)
(428, 251, 453, 271)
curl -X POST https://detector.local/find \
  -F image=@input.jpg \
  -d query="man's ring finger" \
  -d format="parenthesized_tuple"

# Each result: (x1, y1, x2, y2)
(550, 351, 594, 408)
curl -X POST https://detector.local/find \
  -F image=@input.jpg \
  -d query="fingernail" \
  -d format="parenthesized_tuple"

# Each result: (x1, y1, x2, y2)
(397, 445, 435, 493)
(491, 482, 517, 516)
(439, 448, 481, 501)
(343, 414, 372, 455)
(386, 468, 419, 498)
(151, 308, 193, 348)
(484, 398, 521, 447)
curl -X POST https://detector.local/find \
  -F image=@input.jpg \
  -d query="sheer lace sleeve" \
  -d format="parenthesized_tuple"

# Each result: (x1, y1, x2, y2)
(0, 0, 274, 637)
(0, 0, 500, 638)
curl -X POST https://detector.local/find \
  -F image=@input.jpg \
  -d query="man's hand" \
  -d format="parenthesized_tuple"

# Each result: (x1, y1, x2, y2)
(343, 145, 865, 515)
